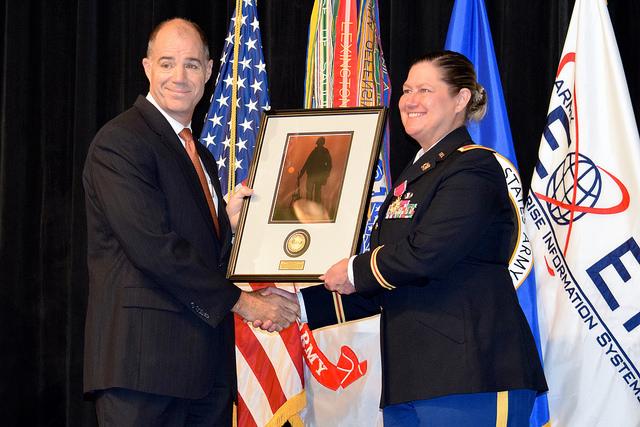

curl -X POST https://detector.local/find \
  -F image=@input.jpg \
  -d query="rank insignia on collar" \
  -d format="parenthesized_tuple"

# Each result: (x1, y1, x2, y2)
(438, 151, 445, 159)
(421, 162, 431, 171)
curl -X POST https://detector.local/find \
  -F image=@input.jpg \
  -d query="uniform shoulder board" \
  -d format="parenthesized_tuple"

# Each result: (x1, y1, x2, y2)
(457, 144, 496, 153)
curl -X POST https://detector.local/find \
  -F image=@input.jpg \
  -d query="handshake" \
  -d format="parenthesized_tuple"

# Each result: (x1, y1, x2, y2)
(229, 258, 355, 333)
(232, 287, 300, 333)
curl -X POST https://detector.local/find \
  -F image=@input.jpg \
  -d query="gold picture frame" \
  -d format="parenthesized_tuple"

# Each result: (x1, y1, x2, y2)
(227, 107, 387, 282)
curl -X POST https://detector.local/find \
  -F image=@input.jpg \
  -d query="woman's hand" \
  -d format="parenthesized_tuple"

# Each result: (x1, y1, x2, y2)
(320, 258, 356, 295)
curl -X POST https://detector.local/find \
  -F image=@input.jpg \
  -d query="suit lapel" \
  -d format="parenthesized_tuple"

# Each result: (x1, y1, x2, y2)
(133, 96, 220, 247)
(199, 144, 234, 257)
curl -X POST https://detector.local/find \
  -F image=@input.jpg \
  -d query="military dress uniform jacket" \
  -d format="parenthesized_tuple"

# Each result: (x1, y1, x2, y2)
(302, 126, 547, 407)
(82, 96, 241, 399)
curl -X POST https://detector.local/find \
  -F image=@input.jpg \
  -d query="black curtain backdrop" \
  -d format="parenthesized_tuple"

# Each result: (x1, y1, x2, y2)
(1, 0, 638, 425)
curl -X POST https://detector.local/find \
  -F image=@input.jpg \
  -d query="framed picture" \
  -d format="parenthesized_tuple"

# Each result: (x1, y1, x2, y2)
(228, 106, 387, 282)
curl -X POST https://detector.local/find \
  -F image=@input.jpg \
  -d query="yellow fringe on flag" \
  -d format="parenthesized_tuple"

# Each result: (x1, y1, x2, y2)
(265, 390, 307, 427)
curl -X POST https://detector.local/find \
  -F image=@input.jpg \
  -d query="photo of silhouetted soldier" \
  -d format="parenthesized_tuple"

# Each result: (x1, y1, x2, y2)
(270, 133, 350, 223)
(299, 136, 332, 204)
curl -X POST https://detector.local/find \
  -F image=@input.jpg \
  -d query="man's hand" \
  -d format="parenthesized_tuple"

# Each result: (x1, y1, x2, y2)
(225, 186, 253, 232)
(320, 258, 356, 295)
(253, 287, 300, 331)
(232, 288, 299, 332)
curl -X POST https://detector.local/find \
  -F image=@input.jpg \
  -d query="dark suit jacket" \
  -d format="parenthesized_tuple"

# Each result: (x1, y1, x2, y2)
(82, 96, 241, 399)
(302, 126, 547, 407)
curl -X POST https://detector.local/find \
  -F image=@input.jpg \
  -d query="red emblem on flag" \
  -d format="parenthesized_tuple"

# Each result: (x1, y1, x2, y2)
(299, 322, 367, 390)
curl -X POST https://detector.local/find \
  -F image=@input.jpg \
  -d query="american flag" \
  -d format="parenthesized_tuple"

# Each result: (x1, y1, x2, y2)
(200, 1, 305, 426)
(201, 0, 270, 197)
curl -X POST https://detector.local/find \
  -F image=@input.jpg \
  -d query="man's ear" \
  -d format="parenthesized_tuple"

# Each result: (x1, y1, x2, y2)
(205, 59, 213, 83)
(142, 58, 152, 80)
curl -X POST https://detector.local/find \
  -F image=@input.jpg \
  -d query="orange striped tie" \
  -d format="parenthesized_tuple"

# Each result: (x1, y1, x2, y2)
(179, 128, 221, 238)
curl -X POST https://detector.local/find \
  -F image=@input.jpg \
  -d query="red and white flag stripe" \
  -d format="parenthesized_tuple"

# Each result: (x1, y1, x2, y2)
(235, 283, 305, 427)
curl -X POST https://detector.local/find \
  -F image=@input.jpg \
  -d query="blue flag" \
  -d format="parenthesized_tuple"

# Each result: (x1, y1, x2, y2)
(200, 0, 270, 198)
(445, 1, 550, 425)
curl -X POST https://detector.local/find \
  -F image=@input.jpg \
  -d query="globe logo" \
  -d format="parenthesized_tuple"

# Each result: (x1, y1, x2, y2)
(546, 153, 601, 225)
(535, 151, 629, 232)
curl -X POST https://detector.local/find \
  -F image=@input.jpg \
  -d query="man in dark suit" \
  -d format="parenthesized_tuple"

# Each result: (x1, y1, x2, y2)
(82, 18, 298, 426)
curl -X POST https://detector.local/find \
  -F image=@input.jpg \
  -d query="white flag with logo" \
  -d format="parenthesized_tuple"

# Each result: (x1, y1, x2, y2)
(526, 0, 640, 425)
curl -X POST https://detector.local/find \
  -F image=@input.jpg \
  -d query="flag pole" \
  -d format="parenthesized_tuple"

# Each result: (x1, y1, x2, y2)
(229, 0, 243, 195)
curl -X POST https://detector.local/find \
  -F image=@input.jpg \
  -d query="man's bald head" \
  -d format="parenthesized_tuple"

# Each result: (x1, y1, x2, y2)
(147, 18, 210, 60)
